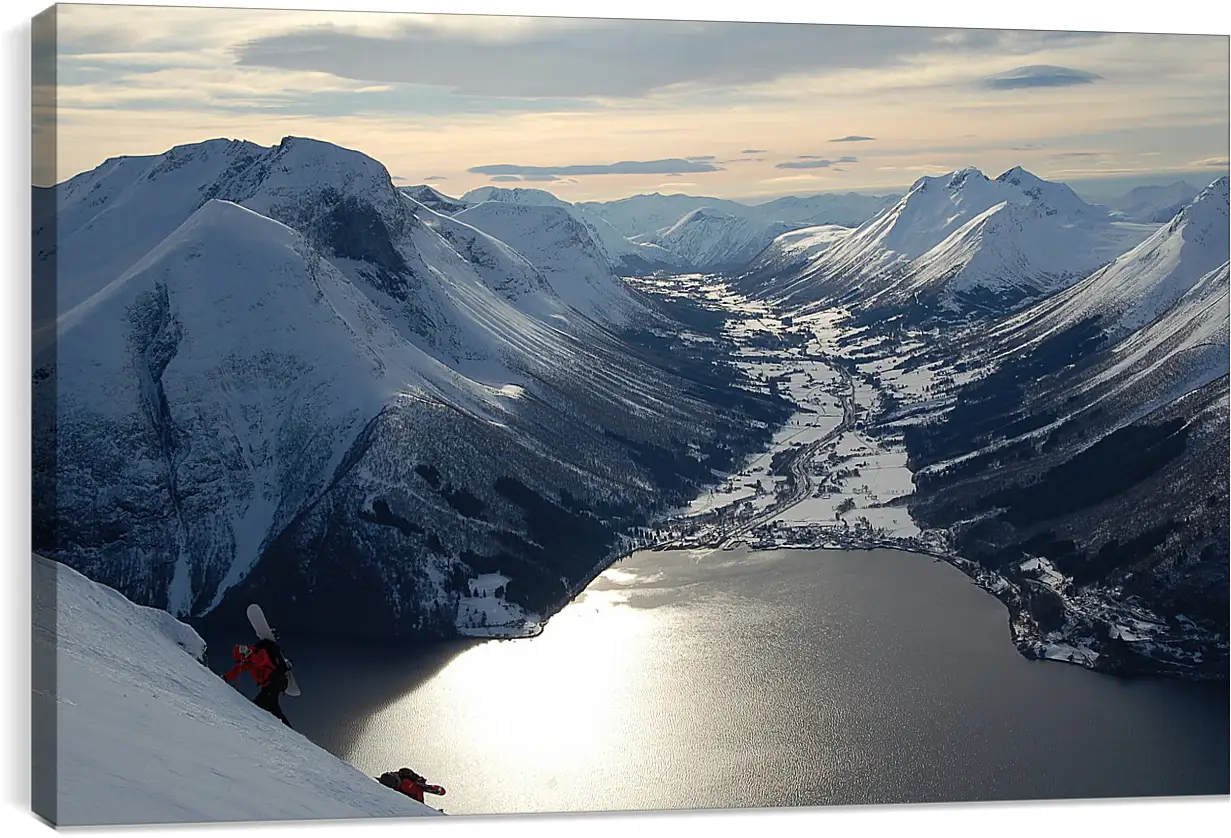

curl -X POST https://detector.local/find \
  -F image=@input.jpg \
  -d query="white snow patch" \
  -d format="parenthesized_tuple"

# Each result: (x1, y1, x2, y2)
(34, 554, 437, 825)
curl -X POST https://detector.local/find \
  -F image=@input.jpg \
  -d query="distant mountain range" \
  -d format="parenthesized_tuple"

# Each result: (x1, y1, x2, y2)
(1107, 181, 1201, 223)
(403, 175, 1195, 289)
(397, 183, 897, 274)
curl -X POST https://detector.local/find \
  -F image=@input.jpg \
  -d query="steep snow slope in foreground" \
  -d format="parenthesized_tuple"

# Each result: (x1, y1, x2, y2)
(33, 554, 435, 826)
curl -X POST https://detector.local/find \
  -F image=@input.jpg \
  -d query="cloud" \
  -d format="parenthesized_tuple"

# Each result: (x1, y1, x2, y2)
(794, 154, 858, 164)
(468, 158, 723, 177)
(721, 157, 763, 163)
(685, 155, 716, 161)
(1011, 143, 1046, 151)
(776, 159, 835, 169)
(830, 135, 875, 142)
(1192, 157, 1230, 168)
(982, 65, 1103, 90)
(390, 175, 407, 182)
(741, 148, 767, 153)
(423, 175, 448, 181)
(485, 173, 568, 182)
(235, 20, 1099, 100)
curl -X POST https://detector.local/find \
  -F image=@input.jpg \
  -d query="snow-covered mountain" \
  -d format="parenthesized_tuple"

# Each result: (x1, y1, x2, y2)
(995, 165, 1110, 221)
(35, 136, 789, 637)
(744, 166, 1159, 319)
(749, 192, 899, 228)
(738, 223, 852, 284)
(400, 184, 469, 214)
(33, 553, 436, 825)
(1109, 181, 1201, 223)
(451, 201, 654, 327)
(989, 177, 1231, 349)
(414, 186, 893, 276)
(642, 207, 797, 272)
(459, 185, 687, 274)
(579, 192, 755, 240)
(903, 185, 1230, 674)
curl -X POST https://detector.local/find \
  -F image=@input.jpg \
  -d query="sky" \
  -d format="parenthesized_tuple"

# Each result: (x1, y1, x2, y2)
(36, 3, 1231, 202)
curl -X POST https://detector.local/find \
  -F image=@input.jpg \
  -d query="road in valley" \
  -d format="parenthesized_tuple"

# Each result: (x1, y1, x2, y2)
(715, 362, 855, 548)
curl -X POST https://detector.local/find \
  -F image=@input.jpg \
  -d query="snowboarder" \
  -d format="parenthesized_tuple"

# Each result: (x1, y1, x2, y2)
(377, 767, 446, 805)
(224, 637, 293, 728)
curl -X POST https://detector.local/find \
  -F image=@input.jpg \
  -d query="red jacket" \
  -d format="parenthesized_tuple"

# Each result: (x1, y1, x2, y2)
(224, 644, 279, 689)
(397, 777, 445, 802)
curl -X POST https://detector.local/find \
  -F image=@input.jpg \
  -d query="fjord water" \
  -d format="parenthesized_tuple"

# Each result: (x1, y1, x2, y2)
(216, 548, 1228, 815)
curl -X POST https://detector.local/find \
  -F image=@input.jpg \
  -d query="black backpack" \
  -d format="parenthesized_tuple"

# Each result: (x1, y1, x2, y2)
(254, 638, 290, 691)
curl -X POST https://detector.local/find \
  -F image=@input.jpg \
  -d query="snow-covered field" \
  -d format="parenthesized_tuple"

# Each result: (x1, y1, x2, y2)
(455, 572, 542, 638)
(681, 353, 843, 519)
(777, 430, 919, 537)
(33, 554, 438, 826)
(631, 276, 925, 545)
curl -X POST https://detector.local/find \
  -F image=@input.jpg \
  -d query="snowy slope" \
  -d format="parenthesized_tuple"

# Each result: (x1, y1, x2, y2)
(885, 200, 1102, 311)
(34, 553, 435, 825)
(48, 138, 267, 318)
(906, 238, 1229, 673)
(1110, 181, 1200, 223)
(458, 187, 888, 275)
(409, 200, 561, 314)
(400, 184, 469, 214)
(579, 192, 755, 239)
(452, 201, 653, 326)
(1077, 261, 1229, 417)
(743, 223, 852, 280)
(48, 199, 517, 616)
(37, 136, 783, 637)
(990, 177, 1230, 349)
(460, 185, 686, 273)
(646, 207, 796, 272)
(995, 166, 1111, 221)
(577, 211, 690, 273)
(749, 166, 1158, 319)
(747, 192, 898, 228)
(579, 190, 893, 240)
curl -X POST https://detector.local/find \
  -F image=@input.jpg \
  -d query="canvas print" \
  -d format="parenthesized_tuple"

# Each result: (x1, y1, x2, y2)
(30, 2, 1230, 827)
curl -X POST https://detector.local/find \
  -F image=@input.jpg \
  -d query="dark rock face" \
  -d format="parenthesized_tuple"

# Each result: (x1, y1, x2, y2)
(313, 190, 413, 295)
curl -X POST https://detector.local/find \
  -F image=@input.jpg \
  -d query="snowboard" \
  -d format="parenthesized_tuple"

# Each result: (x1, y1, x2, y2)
(246, 603, 301, 697)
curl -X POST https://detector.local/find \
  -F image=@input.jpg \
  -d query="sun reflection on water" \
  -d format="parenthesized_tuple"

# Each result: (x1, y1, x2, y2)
(362, 585, 657, 812)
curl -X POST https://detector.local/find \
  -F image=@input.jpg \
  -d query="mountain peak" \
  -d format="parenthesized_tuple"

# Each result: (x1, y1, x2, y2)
(1198, 175, 1230, 200)
(1170, 175, 1230, 234)
(996, 165, 1044, 185)
(461, 185, 570, 209)
(680, 206, 735, 223)
(947, 167, 988, 189)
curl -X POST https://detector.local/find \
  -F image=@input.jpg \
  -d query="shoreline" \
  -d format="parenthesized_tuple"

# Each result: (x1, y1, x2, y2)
(471, 533, 1227, 684)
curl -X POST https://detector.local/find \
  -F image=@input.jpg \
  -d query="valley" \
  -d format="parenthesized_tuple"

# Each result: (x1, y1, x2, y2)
(624, 246, 1227, 680)
(35, 137, 1228, 681)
